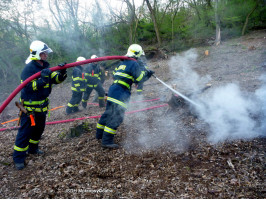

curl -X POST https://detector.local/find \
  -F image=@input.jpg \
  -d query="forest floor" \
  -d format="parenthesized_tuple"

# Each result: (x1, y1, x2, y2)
(0, 29, 265, 198)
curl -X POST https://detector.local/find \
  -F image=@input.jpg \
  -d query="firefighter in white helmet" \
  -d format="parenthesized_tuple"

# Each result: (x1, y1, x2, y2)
(82, 55, 106, 108)
(13, 40, 67, 170)
(96, 44, 154, 149)
(66, 56, 87, 114)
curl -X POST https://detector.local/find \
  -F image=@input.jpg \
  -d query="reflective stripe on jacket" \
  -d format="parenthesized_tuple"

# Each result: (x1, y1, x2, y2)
(20, 60, 66, 112)
(113, 59, 146, 91)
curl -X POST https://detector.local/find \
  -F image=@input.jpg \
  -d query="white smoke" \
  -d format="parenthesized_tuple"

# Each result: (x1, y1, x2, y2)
(168, 49, 265, 144)
(168, 49, 211, 93)
(124, 49, 265, 152)
(195, 84, 260, 143)
(123, 108, 190, 154)
(255, 74, 266, 134)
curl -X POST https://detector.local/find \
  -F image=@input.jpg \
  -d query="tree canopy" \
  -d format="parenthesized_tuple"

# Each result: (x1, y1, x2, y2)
(0, 0, 265, 95)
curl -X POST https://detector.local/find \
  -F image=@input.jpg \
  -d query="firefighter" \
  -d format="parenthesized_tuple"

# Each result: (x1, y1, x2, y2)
(82, 55, 105, 108)
(96, 44, 154, 149)
(13, 40, 67, 170)
(66, 57, 86, 115)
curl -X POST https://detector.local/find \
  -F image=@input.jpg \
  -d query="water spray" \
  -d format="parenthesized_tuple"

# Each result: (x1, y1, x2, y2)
(152, 74, 200, 107)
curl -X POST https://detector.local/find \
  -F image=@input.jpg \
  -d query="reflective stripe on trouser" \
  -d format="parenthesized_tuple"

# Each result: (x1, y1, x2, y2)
(96, 123, 105, 138)
(66, 91, 83, 114)
(96, 101, 126, 135)
(67, 91, 83, 108)
(104, 126, 116, 134)
(82, 83, 105, 103)
(13, 112, 46, 163)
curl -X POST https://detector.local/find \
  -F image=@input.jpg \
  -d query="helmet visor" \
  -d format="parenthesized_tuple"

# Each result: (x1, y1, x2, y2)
(40, 44, 53, 54)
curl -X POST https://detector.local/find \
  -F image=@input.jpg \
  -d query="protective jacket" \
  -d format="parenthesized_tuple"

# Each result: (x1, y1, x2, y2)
(21, 60, 67, 112)
(71, 65, 86, 92)
(84, 63, 102, 86)
(111, 59, 147, 102)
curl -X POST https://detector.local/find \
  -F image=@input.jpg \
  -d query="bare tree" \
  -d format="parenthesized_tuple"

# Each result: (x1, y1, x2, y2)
(123, 0, 137, 44)
(144, 0, 162, 47)
(48, 0, 82, 38)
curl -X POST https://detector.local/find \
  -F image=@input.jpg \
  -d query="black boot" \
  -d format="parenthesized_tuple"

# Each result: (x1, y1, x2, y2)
(14, 162, 25, 170)
(28, 149, 44, 155)
(28, 143, 44, 155)
(66, 106, 73, 115)
(101, 132, 119, 149)
(82, 101, 87, 108)
(73, 107, 81, 113)
(98, 99, 105, 108)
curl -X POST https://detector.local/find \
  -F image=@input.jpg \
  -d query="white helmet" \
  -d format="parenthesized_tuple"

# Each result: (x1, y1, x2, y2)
(91, 55, 98, 59)
(126, 44, 145, 58)
(76, 56, 86, 62)
(29, 40, 53, 60)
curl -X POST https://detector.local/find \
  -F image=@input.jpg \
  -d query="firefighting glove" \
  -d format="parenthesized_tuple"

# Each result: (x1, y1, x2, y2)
(58, 62, 67, 75)
(40, 68, 52, 83)
(146, 70, 155, 78)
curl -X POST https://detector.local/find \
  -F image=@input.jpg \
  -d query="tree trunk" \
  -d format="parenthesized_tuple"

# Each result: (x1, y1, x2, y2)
(124, 0, 136, 44)
(242, 1, 258, 36)
(145, 0, 162, 47)
(215, 0, 221, 46)
(171, 1, 179, 47)
(132, 0, 145, 43)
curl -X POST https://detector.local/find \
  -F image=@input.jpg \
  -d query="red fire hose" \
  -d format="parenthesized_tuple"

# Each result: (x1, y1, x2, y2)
(0, 104, 168, 132)
(0, 56, 135, 114)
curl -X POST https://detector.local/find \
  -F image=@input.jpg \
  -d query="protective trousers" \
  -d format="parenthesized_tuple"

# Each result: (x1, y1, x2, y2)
(13, 112, 46, 163)
(96, 101, 126, 141)
(66, 91, 83, 114)
(82, 83, 105, 107)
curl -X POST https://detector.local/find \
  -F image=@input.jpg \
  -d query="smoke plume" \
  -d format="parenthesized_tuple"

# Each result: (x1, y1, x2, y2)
(255, 74, 266, 134)
(168, 49, 211, 93)
(196, 84, 260, 143)
(124, 49, 265, 153)
(169, 49, 265, 144)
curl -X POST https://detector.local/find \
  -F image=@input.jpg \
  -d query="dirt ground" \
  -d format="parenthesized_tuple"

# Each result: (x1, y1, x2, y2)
(0, 30, 265, 198)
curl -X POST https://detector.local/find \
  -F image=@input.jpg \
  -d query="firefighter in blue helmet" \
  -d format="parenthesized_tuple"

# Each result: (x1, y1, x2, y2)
(66, 57, 86, 115)
(13, 40, 67, 170)
(82, 55, 105, 108)
(96, 44, 154, 149)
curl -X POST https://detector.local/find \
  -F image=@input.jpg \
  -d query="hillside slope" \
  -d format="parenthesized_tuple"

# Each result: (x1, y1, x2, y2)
(0, 30, 265, 198)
